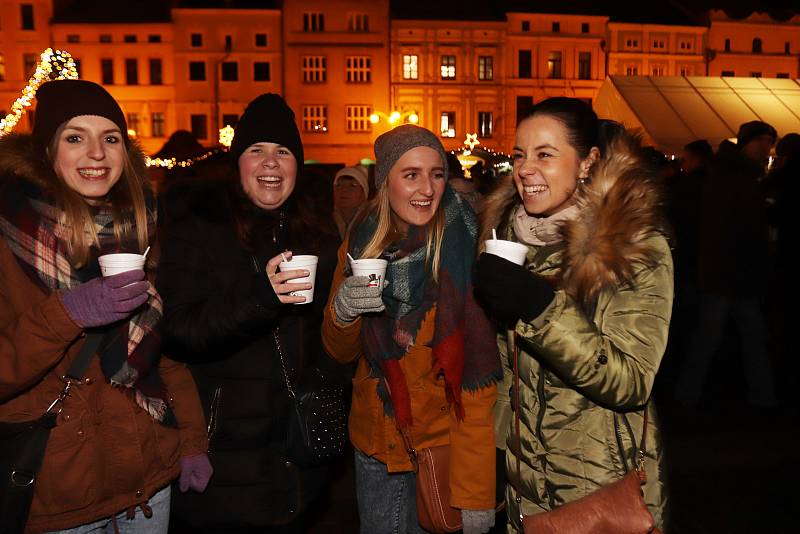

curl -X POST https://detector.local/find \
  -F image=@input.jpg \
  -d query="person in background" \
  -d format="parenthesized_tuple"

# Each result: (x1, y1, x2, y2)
(157, 93, 339, 533)
(323, 125, 501, 534)
(667, 140, 713, 356)
(475, 97, 672, 530)
(333, 165, 369, 239)
(675, 121, 779, 407)
(0, 79, 209, 533)
(446, 152, 482, 212)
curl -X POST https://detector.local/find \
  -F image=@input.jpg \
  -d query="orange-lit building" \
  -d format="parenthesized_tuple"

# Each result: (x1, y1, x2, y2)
(390, 18, 505, 153)
(282, 0, 391, 163)
(708, 10, 800, 79)
(3, 2, 800, 162)
(50, 21, 175, 152)
(503, 12, 607, 144)
(606, 22, 707, 77)
(171, 7, 282, 148)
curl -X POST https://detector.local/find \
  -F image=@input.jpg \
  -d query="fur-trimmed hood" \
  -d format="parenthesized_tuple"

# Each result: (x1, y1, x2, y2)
(481, 131, 666, 306)
(0, 132, 149, 190)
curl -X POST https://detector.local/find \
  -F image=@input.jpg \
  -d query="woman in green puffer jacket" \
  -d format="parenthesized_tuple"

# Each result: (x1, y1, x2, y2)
(474, 98, 673, 532)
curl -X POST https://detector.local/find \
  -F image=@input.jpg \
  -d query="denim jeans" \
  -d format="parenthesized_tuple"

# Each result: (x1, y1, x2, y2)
(354, 449, 428, 534)
(45, 485, 170, 534)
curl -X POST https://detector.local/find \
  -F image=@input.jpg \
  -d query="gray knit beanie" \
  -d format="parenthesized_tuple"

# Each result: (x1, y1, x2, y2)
(373, 125, 448, 190)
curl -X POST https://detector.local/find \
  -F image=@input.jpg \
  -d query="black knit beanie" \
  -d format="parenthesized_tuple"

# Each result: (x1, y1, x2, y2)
(373, 124, 448, 190)
(231, 93, 304, 164)
(33, 79, 128, 156)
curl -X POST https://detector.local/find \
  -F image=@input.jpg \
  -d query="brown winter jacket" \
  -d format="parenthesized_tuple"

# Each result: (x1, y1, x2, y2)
(0, 134, 207, 533)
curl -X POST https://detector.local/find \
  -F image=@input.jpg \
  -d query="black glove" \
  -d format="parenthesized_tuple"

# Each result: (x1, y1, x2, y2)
(474, 253, 555, 323)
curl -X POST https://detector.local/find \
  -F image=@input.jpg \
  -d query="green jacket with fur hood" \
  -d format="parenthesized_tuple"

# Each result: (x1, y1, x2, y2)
(486, 134, 673, 530)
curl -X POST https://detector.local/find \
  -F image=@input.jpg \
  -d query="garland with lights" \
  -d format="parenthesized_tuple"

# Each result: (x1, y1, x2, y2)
(145, 149, 222, 169)
(0, 48, 78, 136)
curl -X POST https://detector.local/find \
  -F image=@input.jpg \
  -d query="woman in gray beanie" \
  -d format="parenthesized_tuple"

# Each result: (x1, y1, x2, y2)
(157, 92, 340, 533)
(323, 125, 502, 534)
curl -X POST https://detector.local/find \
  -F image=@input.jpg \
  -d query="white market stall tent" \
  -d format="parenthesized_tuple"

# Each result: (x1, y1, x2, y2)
(594, 75, 800, 155)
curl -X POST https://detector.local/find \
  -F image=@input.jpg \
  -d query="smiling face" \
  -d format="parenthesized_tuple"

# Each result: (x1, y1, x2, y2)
(386, 146, 446, 232)
(238, 142, 298, 211)
(52, 115, 125, 202)
(512, 115, 597, 217)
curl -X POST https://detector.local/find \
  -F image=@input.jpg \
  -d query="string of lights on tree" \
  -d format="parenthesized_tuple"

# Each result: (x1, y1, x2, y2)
(0, 48, 78, 136)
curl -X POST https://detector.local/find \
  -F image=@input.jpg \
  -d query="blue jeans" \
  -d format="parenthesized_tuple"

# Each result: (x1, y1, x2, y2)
(45, 485, 170, 534)
(354, 449, 428, 534)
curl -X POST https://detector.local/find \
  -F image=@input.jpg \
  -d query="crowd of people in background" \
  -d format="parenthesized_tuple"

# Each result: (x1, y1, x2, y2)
(2, 76, 795, 534)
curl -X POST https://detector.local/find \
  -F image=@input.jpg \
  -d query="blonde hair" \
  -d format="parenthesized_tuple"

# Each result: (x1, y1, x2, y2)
(47, 126, 151, 267)
(358, 181, 446, 283)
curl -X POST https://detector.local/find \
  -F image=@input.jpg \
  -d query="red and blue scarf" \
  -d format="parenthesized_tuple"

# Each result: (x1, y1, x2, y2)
(0, 178, 176, 426)
(349, 186, 501, 428)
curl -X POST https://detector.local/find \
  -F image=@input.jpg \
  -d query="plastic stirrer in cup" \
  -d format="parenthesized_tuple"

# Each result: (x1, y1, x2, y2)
(143, 246, 151, 259)
(492, 228, 497, 241)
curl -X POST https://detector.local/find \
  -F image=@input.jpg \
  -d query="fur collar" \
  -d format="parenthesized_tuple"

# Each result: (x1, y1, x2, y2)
(0, 132, 148, 190)
(481, 131, 666, 306)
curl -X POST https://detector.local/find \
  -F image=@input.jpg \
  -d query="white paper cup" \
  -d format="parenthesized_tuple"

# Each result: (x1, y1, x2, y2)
(278, 254, 319, 304)
(98, 253, 146, 276)
(484, 239, 528, 266)
(349, 258, 389, 289)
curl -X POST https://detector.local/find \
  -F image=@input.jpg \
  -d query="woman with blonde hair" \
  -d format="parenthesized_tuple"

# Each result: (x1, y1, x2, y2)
(474, 98, 672, 531)
(0, 79, 209, 533)
(323, 125, 501, 534)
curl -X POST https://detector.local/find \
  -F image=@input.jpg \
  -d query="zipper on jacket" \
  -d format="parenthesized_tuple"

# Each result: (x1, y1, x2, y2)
(613, 413, 630, 472)
(207, 386, 222, 452)
(534, 367, 552, 505)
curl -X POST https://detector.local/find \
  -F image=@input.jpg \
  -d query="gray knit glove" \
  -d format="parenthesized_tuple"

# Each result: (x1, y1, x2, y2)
(461, 509, 495, 534)
(333, 275, 384, 324)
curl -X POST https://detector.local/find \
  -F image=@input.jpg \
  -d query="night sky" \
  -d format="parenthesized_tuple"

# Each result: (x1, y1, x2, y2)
(50, 0, 800, 24)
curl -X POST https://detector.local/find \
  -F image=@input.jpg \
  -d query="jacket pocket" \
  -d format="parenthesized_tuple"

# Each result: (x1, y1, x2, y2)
(33, 414, 96, 514)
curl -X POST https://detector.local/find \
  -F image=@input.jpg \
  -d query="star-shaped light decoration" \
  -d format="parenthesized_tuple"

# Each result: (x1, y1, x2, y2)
(464, 132, 480, 150)
(219, 125, 235, 148)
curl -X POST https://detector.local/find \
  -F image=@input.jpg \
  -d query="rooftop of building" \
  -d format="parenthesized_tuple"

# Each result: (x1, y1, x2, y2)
(48, 0, 800, 25)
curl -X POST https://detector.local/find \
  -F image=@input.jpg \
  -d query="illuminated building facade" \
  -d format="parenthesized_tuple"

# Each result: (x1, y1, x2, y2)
(607, 22, 707, 77)
(708, 10, 800, 79)
(1, 2, 799, 161)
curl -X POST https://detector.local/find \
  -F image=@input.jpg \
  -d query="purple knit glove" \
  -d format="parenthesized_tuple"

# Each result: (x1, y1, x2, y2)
(60, 270, 149, 328)
(179, 454, 213, 493)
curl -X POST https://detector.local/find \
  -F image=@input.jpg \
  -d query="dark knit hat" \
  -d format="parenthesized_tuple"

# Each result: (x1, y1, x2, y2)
(737, 120, 777, 147)
(33, 79, 128, 156)
(373, 125, 448, 190)
(231, 93, 303, 164)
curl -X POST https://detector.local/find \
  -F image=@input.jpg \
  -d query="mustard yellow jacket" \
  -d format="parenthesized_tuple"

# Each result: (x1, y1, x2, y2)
(323, 239, 498, 510)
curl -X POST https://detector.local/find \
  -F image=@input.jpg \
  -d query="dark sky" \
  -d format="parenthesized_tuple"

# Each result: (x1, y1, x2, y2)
(51, 0, 799, 24)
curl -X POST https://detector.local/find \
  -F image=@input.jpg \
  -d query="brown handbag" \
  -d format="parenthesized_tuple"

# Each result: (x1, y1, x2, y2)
(406, 441, 462, 533)
(511, 334, 661, 534)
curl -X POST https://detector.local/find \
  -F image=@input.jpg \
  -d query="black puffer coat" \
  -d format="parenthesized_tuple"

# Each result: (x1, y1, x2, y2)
(156, 159, 339, 528)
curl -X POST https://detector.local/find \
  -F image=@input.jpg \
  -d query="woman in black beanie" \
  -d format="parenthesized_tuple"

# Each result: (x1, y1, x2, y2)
(157, 93, 340, 533)
(0, 79, 209, 533)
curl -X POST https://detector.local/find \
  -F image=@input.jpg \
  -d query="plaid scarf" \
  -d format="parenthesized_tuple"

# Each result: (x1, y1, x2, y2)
(0, 178, 175, 426)
(350, 187, 501, 428)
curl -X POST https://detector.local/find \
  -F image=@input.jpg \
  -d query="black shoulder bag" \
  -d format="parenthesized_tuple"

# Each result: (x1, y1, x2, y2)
(272, 327, 348, 468)
(0, 332, 104, 533)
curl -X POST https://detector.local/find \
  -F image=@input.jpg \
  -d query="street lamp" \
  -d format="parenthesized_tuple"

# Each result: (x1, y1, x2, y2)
(369, 109, 419, 127)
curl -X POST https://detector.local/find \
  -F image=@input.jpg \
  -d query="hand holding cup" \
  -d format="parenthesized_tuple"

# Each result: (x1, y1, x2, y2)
(265, 251, 317, 305)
